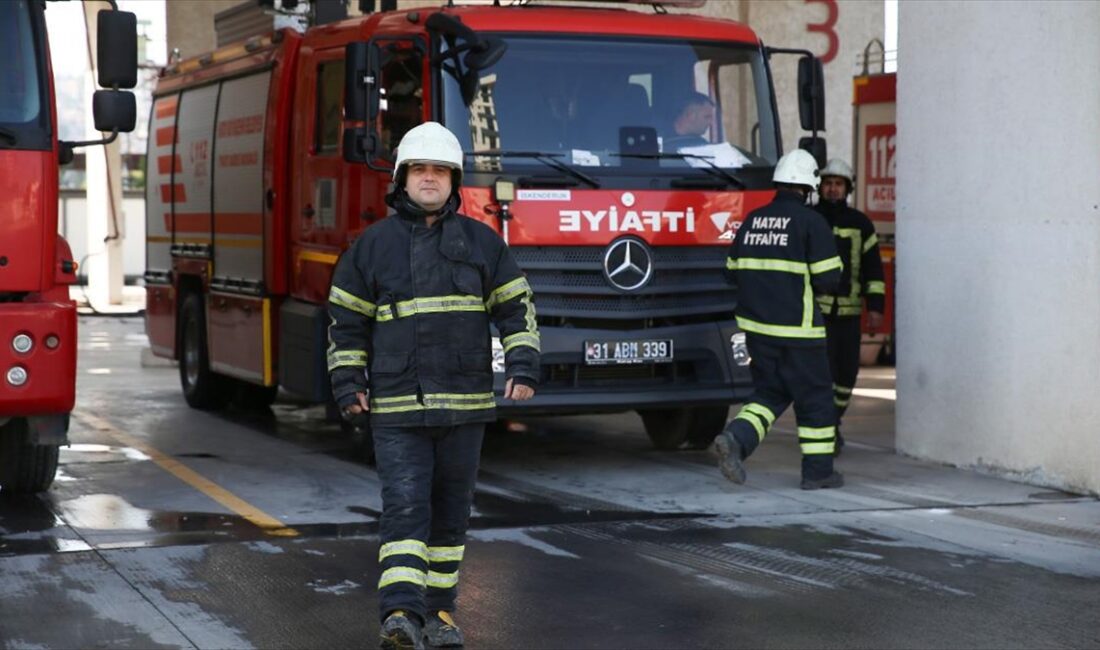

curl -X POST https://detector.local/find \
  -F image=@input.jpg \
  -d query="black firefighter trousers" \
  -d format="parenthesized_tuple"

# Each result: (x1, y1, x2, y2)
(373, 423, 485, 623)
(726, 336, 838, 480)
(824, 315, 862, 426)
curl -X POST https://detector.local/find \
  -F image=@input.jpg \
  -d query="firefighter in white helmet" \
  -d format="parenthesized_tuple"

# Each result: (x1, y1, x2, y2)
(816, 158, 886, 456)
(327, 122, 539, 650)
(716, 148, 846, 489)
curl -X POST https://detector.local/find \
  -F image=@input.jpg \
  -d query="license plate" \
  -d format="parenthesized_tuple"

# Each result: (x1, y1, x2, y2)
(584, 339, 674, 365)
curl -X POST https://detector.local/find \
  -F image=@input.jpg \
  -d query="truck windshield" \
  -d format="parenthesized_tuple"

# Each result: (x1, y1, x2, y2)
(0, 0, 51, 151)
(442, 35, 778, 176)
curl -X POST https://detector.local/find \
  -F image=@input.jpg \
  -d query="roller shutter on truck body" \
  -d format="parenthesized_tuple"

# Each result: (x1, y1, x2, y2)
(144, 94, 178, 357)
(144, 53, 279, 383)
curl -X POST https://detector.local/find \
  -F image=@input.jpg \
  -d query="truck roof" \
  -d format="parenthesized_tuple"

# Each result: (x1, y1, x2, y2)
(162, 2, 760, 81)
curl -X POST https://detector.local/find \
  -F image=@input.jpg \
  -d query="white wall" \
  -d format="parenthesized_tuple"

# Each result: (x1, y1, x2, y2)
(703, 0, 885, 164)
(896, 0, 1100, 494)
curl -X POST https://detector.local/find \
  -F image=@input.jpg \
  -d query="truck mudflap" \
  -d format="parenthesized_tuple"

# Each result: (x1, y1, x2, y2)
(0, 301, 77, 417)
(494, 319, 752, 416)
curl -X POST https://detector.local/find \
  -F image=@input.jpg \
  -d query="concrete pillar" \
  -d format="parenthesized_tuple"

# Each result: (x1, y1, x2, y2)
(896, 0, 1100, 494)
(83, 2, 124, 306)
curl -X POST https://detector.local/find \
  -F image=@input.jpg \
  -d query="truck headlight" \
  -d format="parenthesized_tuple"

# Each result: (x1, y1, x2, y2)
(12, 333, 33, 354)
(6, 366, 28, 386)
(730, 332, 750, 366)
(491, 337, 505, 373)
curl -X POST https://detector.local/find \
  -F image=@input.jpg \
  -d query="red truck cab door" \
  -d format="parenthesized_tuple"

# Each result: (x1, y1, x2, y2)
(289, 35, 427, 305)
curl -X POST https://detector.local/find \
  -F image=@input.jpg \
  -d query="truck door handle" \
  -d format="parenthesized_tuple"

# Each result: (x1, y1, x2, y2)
(303, 205, 315, 218)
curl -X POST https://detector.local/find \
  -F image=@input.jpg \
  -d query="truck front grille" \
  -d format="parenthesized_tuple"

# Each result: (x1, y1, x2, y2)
(512, 246, 734, 322)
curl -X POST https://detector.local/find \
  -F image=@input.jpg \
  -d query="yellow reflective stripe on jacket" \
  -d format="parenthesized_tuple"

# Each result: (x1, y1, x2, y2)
(733, 258, 809, 274)
(378, 566, 427, 588)
(502, 332, 540, 353)
(798, 425, 835, 440)
(862, 232, 879, 253)
(801, 441, 835, 455)
(866, 280, 886, 295)
(375, 295, 486, 322)
(736, 315, 825, 339)
(726, 257, 737, 270)
(329, 286, 377, 317)
(426, 570, 459, 589)
(801, 268, 814, 328)
(808, 256, 842, 274)
(327, 349, 367, 371)
(379, 540, 429, 562)
(428, 545, 465, 563)
(370, 392, 496, 413)
(486, 277, 531, 309)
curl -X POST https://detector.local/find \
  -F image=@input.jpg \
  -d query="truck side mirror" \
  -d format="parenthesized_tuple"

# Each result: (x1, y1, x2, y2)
(93, 90, 136, 133)
(798, 136, 827, 169)
(97, 10, 138, 89)
(797, 55, 825, 132)
(344, 42, 370, 122)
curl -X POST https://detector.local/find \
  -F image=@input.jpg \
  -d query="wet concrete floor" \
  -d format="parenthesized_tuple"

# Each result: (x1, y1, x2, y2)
(1, 317, 1099, 648)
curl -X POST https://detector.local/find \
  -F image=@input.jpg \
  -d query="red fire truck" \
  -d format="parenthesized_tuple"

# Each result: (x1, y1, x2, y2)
(144, 0, 826, 450)
(852, 62, 896, 363)
(0, 0, 136, 494)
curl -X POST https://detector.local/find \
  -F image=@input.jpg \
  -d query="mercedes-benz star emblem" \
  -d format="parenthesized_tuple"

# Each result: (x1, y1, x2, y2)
(603, 237, 654, 292)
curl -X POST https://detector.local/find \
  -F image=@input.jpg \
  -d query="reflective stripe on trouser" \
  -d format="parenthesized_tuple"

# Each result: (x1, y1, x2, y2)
(373, 423, 485, 621)
(726, 334, 837, 481)
(824, 315, 862, 424)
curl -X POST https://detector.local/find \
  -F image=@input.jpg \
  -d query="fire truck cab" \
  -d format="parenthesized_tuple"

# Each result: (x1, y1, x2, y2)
(1, 0, 137, 494)
(145, 0, 826, 450)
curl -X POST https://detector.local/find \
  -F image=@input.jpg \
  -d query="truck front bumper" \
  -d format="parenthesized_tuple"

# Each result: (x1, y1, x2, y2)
(494, 319, 751, 416)
(0, 301, 76, 417)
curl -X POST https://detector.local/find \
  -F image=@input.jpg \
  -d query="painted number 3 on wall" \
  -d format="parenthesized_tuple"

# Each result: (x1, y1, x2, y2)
(805, 0, 839, 64)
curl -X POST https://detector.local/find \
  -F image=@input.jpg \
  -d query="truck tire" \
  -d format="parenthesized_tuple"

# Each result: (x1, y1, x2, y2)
(0, 418, 60, 496)
(639, 406, 730, 451)
(234, 381, 279, 410)
(684, 405, 730, 450)
(179, 293, 230, 410)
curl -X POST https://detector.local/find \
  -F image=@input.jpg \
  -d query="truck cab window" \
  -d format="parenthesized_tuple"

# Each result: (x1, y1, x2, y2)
(378, 49, 423, 158)
(315, 60, 345, 153)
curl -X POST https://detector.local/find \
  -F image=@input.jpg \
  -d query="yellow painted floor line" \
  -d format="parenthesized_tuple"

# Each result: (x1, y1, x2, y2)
(73, 412, 299, 537)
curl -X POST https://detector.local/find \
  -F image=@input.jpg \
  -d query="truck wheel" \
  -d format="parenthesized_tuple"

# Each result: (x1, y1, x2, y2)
(683, 405, 730, 450)
(179, 293, 230, 410)
(0, 418, 60, 496)
(234, 381, 279, 410)
(639, 406, 731, 451)
(639, 408, 693, 450)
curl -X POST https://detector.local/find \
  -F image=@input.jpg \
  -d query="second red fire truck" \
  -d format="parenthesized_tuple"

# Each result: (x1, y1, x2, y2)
(144, 0, 827, 450)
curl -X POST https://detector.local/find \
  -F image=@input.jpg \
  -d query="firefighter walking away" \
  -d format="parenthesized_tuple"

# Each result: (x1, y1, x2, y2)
(327, 122, 539, 649)
(816, 158, 886, 455)
(715, 149, 845, 489)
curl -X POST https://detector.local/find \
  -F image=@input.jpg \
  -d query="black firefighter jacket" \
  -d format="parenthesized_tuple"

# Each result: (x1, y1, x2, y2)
(327, 202, 539, 428)
(724, 190, 842, 346)
(815, 200, 886, 318)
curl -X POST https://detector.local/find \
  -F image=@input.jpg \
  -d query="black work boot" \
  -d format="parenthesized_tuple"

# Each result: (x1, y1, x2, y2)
(714, 429, 748, 484)
(800, 472, 844, 490)
(424, 611, 464, 648)
(380, 610, 425, 650)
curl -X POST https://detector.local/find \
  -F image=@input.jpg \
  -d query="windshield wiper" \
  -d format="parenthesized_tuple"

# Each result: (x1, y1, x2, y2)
(465, 150, 600, 189)
(0, 127, 18, 147)
(613, 152, 746, 189)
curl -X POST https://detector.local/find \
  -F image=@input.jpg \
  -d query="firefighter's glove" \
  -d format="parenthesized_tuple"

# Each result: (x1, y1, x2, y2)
(331, 367, 368, 409)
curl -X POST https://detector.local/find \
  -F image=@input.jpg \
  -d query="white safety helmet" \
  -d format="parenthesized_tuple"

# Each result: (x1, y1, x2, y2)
(393, 121, 464, 183)
(820, 158, 854, 188)
(772, 149, 820, 190)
